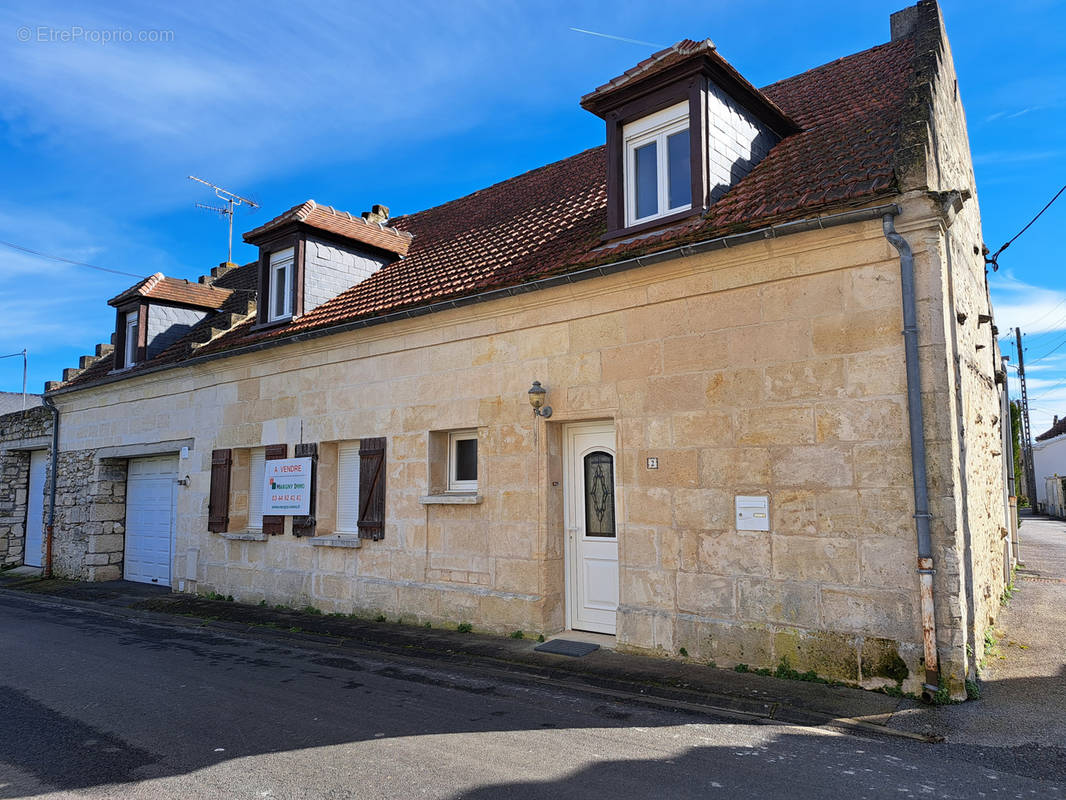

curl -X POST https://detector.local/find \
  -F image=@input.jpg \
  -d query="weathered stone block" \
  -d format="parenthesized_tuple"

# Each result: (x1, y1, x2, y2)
(676, 573, 735, 616)
(738, 578, 820, 627)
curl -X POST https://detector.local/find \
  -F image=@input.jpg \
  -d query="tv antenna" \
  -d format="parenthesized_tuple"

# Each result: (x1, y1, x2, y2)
(188, 176, 259, 265)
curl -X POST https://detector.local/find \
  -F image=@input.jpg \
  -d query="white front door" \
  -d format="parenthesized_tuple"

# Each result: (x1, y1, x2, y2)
(24, 450, 47, 567)
(564, 422, 619, 634)
(124, 456, 177, 586)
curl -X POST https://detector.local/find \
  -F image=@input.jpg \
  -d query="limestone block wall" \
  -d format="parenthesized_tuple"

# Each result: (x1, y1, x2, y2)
(50, 450, 127, 580)
(0, 407, 52, 567)
(892, 0, 1009, 693)
(146, 304, 207, 359)
(53, 204, 977, 695)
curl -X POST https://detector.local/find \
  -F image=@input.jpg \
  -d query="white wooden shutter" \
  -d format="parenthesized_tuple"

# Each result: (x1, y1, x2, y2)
(248, 447, 266, 530)
(336, 442, 361, 533)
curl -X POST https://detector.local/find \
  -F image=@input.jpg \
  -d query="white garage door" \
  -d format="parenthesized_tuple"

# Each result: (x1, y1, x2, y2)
(124, 456, 177, 586)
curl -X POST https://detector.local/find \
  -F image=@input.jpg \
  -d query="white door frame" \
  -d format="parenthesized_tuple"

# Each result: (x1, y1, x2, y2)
(563, 421, 619, 634)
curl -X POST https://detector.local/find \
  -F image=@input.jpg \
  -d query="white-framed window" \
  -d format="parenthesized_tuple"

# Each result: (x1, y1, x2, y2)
(447, 430, 478, 492)
(123, 310, 139, 367)
(268, 247, 295, 322)
(623, 101, 692, 226)
(248, 447, 266, 530)
(336, 441, 361, 533)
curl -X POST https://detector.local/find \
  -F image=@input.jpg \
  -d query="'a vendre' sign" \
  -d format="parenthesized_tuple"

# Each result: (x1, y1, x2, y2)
(262, 457, 312, 515)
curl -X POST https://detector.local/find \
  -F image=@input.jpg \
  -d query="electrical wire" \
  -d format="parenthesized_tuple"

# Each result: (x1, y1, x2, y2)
(0, 239, 143, 279)
(986, 183, 1066, 270)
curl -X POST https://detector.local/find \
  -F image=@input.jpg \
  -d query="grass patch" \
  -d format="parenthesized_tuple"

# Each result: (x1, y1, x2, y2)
(457, 622, 472, 633)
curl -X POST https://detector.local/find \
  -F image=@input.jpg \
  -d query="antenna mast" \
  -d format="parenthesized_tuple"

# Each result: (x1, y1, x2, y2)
(188, 176, 259, 265)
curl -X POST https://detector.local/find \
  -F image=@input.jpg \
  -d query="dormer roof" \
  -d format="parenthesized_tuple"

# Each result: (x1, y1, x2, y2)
(243, 199, 414, 257)
(580, 38, 800, 137)
(108, 273, 233, 310)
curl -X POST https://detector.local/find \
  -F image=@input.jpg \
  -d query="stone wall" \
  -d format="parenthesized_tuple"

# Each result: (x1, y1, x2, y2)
(52, 203, 971, 695)
(0, 406, 52, 568)
(50, 449, 127, 580)
(892, 0, 1009, 694)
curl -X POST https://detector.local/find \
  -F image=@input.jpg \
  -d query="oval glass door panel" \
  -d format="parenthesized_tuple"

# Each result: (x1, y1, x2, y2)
(584, 451, 616, 538)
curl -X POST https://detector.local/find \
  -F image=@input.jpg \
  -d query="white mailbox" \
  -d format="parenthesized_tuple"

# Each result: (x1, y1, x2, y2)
(735, 495, 770, 531)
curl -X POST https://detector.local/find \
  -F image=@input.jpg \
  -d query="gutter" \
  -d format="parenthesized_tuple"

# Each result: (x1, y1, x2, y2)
(48, 202, 902, 397)
(882, 213, 940, 701)
(40, 395, 59, 578)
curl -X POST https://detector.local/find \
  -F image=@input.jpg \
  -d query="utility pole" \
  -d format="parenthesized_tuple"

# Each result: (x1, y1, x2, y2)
(1016, 327, 1038, 506)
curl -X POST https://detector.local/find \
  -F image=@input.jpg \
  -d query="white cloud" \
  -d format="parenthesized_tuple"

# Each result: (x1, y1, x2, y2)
(989, 272, 1066, 333)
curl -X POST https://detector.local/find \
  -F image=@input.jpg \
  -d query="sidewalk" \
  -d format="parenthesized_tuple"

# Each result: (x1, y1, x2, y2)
(885, 513, 1066, 749)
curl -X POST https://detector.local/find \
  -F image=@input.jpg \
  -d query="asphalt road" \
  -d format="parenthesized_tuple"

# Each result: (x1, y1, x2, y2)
(0, 591, 1062, 799)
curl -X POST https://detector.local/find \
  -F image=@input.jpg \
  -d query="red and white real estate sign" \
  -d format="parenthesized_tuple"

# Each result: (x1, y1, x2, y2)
(262, 457, 312, 515)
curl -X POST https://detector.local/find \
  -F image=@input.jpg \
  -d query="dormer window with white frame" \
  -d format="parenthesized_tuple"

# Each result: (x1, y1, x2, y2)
(268, 247, 295, 322)
(123, 310, 139, 368)
(624, 101, 692, 226)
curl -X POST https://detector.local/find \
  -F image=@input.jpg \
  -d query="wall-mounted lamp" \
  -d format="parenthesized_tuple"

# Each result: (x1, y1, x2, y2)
(528, 380, 552, 418)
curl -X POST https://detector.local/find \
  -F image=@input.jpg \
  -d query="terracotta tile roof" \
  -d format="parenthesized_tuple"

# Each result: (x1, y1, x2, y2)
(582, 39, 715, 103)
(108, 273, 233, 309)
(580, 38, 797, 135)
(243, 200, 413, 257)
(59, 32, 918, 391)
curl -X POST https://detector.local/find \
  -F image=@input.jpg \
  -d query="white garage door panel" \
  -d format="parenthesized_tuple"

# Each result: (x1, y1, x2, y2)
(124, 456, 177, 586)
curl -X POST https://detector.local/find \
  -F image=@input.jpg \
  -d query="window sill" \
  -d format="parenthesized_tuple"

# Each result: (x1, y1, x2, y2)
(310, 534, 362, 548)
(601, 208, 702, 243)
(420, 493, 483, 505)
(216, 530, 268, 542)
(250, 316, 296, 333)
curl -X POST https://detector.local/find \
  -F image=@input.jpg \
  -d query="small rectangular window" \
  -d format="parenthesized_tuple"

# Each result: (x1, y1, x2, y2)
(248, 447, 266, 530)
(268, 247, 294, 321)
(124, 310, 139, 367)
(448, 431, 478, 492)
(336, 442, 361, 533)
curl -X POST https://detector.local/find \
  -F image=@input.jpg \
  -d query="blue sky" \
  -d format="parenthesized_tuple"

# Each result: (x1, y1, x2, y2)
(1, 1, 1063, 433)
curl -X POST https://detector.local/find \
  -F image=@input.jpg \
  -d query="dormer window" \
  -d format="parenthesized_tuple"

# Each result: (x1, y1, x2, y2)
(580, 39, 799, 241)
(268, 247, 295, 322)
(123, 310, 139, 367)
(624, 101, 692, 226)
(244, 200, 413, 330)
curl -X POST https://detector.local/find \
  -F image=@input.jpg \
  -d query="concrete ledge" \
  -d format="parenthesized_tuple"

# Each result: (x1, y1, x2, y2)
(309, 534, 361, 548)
(95, 438, 195, 461)
(419, 493, 483, 505)
(216, 530, 268, 542)
(3, 436, 51, 451)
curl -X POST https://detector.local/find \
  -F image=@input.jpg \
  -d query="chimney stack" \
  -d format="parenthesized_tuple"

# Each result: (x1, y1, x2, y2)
(362, 204, 390, 224)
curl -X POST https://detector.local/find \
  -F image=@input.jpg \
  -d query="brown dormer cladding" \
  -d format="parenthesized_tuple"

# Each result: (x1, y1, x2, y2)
(581, 39, 801, 240)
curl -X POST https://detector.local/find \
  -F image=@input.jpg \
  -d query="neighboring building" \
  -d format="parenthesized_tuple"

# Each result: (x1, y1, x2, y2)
(36, 1, 1008, 698)
(1033, 416, 1066, 512)
(0, 403, 52, 569)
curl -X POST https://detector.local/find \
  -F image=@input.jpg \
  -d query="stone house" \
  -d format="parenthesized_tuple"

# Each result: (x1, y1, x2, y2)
(36, 0, 1009, 699)
(0, 402, 53, 569)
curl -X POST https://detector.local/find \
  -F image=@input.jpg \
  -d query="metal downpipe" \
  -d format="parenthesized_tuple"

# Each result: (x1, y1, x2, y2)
(41, 396, 59, 578)
(882, 213, 940, 700)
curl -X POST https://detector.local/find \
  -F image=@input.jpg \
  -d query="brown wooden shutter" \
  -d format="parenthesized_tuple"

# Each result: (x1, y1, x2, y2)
(292, 442, 317, 537)
(358, 437, 386, 541)
(262, 443, 288, 535)
(208, 449, 232, 532)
